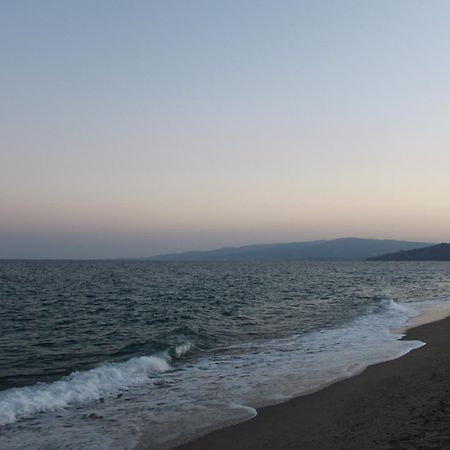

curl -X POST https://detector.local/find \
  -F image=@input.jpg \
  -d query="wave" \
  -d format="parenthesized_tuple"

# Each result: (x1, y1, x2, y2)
(0, 298, 425, 428)
(0, 338, 197, 426)
(386, 299, 418, 317)
(172, 341, 194, 358)
(0, 354, 172, 426)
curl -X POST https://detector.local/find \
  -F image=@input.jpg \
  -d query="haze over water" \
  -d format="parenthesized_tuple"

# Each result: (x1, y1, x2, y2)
(1, 1, 450, 259)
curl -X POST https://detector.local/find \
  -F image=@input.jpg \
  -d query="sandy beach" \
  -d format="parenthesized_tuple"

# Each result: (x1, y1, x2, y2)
(178, 316, 450, 450)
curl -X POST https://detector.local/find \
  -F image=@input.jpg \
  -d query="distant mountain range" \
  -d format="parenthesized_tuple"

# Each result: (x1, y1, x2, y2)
(368, 243, 450, 261)
(147, 238, 432, 261)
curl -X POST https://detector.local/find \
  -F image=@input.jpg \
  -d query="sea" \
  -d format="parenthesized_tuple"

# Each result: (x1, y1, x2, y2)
(1, 260, 450, 449)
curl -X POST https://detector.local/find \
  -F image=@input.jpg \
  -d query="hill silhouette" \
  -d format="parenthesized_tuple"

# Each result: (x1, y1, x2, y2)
(148, 238, 431, 261)
(368, 243, 450, 261)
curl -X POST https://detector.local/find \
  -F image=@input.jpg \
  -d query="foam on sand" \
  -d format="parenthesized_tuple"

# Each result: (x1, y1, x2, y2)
(391, 298, 450, 335)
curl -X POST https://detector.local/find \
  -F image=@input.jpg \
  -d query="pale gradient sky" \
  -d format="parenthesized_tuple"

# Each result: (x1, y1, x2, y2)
(1, 0, 450, 258)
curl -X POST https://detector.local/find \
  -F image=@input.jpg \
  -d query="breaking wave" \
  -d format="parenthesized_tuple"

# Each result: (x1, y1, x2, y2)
(0, 298, 436, 429)
(0, 354, 172, 425)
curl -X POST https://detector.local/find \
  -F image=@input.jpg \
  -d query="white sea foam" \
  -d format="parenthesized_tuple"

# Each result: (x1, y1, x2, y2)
(387, 299, 418, 317)
(0, 355, 171, 425)
(228, 402, 257, 419)
(173, 341, 193, 358)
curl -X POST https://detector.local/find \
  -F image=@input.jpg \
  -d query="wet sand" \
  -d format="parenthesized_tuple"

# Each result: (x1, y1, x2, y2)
(178, 316, 450, 449)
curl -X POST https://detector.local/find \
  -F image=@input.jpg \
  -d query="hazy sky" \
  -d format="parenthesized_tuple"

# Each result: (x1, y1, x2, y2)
(1, 1, 450, 258)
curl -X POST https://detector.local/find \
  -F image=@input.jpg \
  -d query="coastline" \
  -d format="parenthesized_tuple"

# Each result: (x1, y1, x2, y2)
(174, 314, 450, 450)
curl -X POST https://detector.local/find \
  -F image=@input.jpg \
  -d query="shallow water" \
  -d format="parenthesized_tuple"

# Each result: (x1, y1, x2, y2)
(1, 260, 450, 448)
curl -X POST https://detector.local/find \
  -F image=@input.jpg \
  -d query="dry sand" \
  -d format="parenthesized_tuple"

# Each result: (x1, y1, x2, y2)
(178, 316, 450, 449)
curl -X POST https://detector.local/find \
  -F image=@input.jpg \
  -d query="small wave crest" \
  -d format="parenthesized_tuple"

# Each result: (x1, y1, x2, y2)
(385, 299, 418, 317)
(173, 342, 194, 358)
(0, 355, 171, 426)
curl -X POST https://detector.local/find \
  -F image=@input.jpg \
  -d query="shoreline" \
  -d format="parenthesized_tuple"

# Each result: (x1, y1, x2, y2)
(174, 313, 450, 449)
(391, 301, 450, 335)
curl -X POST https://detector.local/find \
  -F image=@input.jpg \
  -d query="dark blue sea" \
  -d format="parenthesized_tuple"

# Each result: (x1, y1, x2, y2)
(1, 260, 450, 449)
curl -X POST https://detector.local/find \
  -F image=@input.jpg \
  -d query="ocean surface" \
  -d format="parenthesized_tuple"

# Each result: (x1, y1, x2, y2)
(1, 260, 450, 449)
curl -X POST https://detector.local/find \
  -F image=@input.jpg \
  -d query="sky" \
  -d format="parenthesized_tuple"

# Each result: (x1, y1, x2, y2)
(1, 0, 450, 258)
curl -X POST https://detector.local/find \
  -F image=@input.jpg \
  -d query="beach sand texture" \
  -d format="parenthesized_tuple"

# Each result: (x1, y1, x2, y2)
(177, 317, 450, 450)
